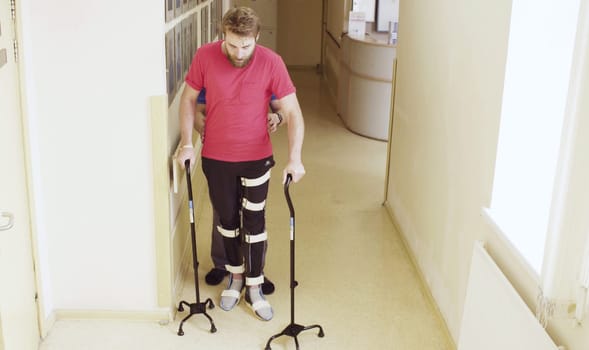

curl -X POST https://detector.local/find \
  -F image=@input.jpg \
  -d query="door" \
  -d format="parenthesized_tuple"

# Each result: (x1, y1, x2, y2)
(0, 1, 41, 349)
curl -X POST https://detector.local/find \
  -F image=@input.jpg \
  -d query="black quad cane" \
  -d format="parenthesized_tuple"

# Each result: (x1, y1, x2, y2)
(265, 174, 324, 350)
(177, 160, 217, 335)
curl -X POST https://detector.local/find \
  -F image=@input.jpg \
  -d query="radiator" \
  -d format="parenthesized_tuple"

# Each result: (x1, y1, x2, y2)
(458, 241, 561, 350)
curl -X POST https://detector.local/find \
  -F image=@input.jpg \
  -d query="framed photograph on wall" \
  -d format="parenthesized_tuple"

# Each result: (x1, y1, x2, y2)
(180, 21, 186, 79)
(182, 0, 189, 15)
(166, 0, 175, 22)
(175, 25, 183, 93)
(182, 18, 193, 78)
(192, 12, 200, 51)
(217, 0, 223, 22)
(201, 4, 209, 45)
(189, 17, 195, 59)
(166, 30, 176, 106)
(205, 4, 210, 43)
(210, 0, 217, 40)
(174, 0, 182, 19)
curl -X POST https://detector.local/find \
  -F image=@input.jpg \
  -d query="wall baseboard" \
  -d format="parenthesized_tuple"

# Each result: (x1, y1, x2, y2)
(50, 308, 172, 323)
(383, 200, 457, 349)
(40, 307, 172, 338)
(40, 311, 57, 338)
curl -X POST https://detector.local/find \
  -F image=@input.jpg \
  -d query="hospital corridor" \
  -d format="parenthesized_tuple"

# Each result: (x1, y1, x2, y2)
(2, 0, 589, 349)
(37, 69, 453, 350)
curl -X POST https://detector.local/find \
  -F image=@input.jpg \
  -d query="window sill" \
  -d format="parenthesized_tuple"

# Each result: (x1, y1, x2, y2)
(481, 207, 541, 283)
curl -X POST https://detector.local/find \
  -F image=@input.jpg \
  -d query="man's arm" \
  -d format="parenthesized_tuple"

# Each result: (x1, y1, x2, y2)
(277, 92, 305, 183)
(177, 84, 201, 168)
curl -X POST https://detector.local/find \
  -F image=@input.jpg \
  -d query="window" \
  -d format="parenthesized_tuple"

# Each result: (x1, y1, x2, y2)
(487, 0, 581, 274)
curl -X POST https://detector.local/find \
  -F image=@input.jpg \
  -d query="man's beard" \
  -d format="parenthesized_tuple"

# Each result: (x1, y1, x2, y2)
(228, 53, 252, 68)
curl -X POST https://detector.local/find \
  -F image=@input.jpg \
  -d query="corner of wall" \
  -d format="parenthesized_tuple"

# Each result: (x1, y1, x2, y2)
(383, 199, 458, 348)
(150, 95, 174, 312)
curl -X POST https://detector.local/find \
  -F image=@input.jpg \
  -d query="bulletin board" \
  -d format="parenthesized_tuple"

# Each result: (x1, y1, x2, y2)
(165, 30, 176, 106)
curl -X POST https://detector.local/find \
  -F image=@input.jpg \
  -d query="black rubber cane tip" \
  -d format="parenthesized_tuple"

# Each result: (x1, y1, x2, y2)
(319, 330, 325, 337)
(177, 329, 184, 336)
(211, 326, 217, 333)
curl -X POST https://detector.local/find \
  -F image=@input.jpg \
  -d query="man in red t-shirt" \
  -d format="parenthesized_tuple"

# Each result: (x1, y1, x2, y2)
(195, 89, 281, 295)
(177, 7, 305, 322)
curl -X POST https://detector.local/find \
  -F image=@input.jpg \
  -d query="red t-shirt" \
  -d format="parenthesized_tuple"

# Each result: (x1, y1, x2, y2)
(185, 41, 296, 162)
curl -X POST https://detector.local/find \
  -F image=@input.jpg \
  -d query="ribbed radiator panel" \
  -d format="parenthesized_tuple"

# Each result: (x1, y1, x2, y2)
(458, 242, 560, 350)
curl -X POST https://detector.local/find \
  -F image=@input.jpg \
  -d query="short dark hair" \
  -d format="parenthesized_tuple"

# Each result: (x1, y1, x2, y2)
(222, 6, 261, 37)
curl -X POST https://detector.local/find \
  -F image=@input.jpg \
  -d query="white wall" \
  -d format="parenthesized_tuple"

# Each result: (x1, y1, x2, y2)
(326, 0, 350, 44)
(20, 0, 165, 317)
(386, 0, 512, 337)
(277, 0, 322, 66)
(385, 0, 589, 348)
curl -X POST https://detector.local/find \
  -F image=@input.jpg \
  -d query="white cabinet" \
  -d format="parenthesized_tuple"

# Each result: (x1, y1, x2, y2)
(338, 34, 396, 141)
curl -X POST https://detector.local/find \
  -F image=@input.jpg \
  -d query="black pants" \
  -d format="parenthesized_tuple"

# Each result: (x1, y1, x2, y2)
(210, 210, 268, 272)
(202, 156, 274, 282)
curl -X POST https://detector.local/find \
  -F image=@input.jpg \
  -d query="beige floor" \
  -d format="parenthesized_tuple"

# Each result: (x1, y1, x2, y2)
(39, 70, 453, 350)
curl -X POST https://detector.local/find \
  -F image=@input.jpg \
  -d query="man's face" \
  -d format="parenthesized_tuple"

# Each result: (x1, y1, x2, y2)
(223, 31, 257, 68)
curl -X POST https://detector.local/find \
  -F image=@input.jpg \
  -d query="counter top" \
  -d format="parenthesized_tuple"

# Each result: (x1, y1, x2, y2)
(338, 34, 396, 141)
(346, 31, 396, 47)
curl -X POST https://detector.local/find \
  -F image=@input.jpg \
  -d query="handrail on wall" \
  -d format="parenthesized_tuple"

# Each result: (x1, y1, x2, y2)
(325, 30, 341, 48)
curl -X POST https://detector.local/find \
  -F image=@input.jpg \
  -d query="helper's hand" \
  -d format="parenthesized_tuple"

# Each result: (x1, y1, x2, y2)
(177, 144, 196, 169)
(195, 113, 206, 142)
(283, 161, 305, 184)
(267, 113, 279, 133)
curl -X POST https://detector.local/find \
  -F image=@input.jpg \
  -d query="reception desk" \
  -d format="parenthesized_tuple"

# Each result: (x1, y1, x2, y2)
(338, 34, 396, 141)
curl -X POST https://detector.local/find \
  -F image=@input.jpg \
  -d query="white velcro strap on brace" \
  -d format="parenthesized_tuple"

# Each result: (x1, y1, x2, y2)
(221, 289, 241, 298)
(241, 170, 271, 187)
(218, 226, 240, 238)
(245, 231, 268, 244)
(251, 299, 271, 312)
(242, 198, 266, 211)
(246, 275, 265, 286)
(225, 264, 245, 274)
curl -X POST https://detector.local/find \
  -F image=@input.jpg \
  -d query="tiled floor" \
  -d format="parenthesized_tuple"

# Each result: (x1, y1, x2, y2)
(39, 70, 453, 350)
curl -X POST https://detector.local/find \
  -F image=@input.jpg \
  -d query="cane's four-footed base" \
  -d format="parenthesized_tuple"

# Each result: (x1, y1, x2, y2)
(177, 299, 217, 335)
(265, 323, 325, 350)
